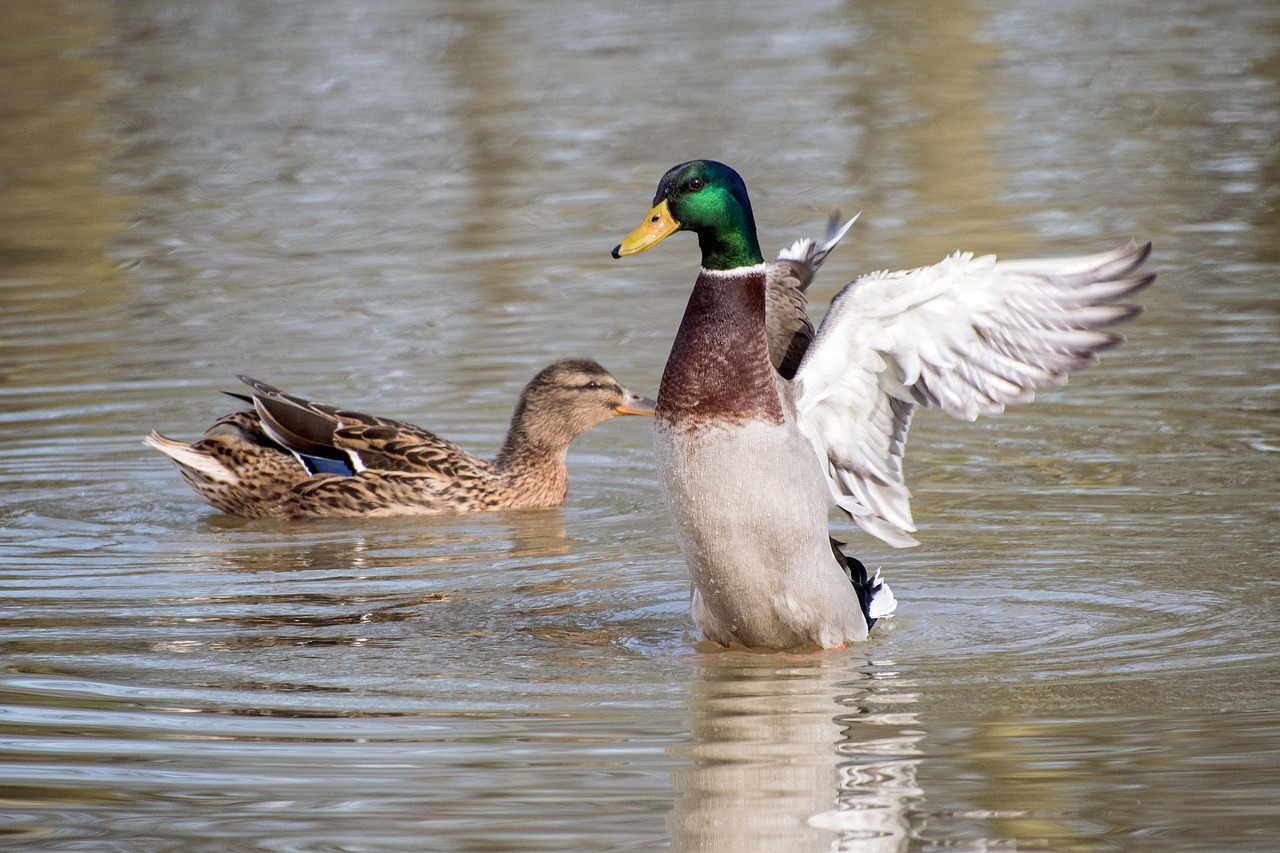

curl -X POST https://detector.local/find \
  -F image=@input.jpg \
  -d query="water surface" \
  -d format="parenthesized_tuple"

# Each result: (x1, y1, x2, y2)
(1, 0, 1277, 850)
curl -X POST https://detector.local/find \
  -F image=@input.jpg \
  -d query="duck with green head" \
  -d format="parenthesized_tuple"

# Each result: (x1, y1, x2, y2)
(614, 159, 1154, 650)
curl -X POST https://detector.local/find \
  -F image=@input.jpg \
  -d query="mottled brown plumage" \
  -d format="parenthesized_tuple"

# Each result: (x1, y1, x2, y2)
(764, 212, 854, 379)
(145, 359, 654, 518)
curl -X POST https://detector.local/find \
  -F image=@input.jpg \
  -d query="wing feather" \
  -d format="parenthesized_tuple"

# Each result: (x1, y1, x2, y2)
(795, 240, 1155, 547)
(235, 375, 486, 480)
(765, 213, 858, 378)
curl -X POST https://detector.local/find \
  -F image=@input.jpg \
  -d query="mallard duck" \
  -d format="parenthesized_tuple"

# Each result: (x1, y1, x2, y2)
(145, 359, 655, 518)
(613, 160, 1154, 650)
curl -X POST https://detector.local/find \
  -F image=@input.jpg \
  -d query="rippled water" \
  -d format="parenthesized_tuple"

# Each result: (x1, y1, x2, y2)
(2, 0, 1277, 850)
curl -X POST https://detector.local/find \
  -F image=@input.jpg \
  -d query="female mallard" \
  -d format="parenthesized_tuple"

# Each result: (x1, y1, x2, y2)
(613, 160, 1154, 650)
(146, 359, 655, 518)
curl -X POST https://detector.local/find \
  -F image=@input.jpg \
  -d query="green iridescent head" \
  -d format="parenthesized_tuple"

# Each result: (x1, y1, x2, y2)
(612, 160, 764, 271)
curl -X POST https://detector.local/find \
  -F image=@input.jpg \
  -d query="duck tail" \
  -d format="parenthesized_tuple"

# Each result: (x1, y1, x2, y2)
(829, 537, 897, 629)
(865, 568, 897, 623)
(144, 431, 239, 483)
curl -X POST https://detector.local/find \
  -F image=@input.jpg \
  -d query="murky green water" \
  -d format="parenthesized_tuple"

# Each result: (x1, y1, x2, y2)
(2, 0, 1277, 850)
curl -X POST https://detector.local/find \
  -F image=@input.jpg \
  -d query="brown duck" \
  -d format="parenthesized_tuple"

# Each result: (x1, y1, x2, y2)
(145, 359, 655, 518)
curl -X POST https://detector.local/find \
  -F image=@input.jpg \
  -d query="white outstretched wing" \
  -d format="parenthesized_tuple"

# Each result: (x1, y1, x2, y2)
(794, 240, 1154, 548)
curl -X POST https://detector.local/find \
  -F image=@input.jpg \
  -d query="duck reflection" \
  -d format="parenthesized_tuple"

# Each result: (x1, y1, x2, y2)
(670, 651, 920, 852)
(148, 509, 575, 650)
(193, 506, 573, 574)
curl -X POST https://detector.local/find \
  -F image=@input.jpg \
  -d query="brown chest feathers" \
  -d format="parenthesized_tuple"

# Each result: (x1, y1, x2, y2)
(657, 266, 784, 427)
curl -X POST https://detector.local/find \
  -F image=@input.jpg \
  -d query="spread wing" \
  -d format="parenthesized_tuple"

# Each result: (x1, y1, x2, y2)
(765, 213, 857, 378)
(793, 240, 1155, 548)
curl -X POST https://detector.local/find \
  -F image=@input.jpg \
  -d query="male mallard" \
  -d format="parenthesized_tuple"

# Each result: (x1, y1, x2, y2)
(146, 359, 655, 518)
(613, 160, 1154, 650)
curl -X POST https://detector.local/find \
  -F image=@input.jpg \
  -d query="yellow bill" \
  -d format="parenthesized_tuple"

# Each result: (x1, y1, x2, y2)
(612, 200, 679, 258)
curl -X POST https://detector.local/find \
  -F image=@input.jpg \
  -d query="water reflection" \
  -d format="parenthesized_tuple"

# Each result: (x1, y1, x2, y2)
(673, 651, 1280, 853)
(0, 0, 133, 387)
(189, 509, 573, 574)
(827, 0, 1037, 263)
(439, 2, 530, 263)
(671, 653, 920, 853)
(824, 663, 922, 852)
(140, 511, 581, 656)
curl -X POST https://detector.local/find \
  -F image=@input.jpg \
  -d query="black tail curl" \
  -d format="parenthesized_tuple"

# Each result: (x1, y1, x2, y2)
(829, 537, 885, 630)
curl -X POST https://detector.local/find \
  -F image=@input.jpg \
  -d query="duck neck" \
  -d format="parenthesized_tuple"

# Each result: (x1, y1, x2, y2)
(492, 413, 571, 507)
(657, 264, 783, 426)
(696, 216, 763, 271)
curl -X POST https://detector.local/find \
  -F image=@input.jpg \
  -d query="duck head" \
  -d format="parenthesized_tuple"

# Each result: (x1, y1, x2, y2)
(501, 359, 655, 456)
(612, 160, 765, 271)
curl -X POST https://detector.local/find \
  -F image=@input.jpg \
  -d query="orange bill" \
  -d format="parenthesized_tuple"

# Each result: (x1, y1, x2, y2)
(615, 393, 656, 416)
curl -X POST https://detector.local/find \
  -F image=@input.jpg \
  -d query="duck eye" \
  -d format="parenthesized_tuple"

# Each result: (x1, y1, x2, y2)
(688, 178, 704, 191)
